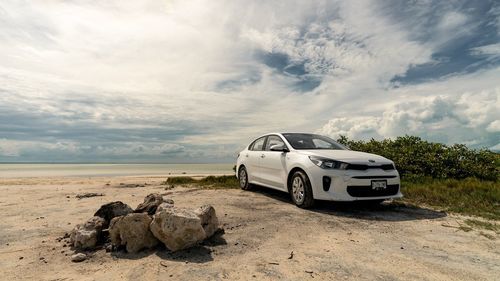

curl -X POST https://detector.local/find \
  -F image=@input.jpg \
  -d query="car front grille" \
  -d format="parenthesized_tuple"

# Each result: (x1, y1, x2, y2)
(346, 164, 395, 171)
(346, 184, 399, 197)
(351, 175, 398, 179)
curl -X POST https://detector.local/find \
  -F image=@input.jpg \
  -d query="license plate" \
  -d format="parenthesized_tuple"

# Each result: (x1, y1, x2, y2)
(371, 180, 387, 190)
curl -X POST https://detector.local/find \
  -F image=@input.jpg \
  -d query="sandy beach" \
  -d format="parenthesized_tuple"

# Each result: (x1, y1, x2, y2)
(0, 175, 499, 281)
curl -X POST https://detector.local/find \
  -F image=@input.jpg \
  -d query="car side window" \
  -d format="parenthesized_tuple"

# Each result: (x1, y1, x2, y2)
(250, 137, 266, 151)
(265, 136, 285, 151)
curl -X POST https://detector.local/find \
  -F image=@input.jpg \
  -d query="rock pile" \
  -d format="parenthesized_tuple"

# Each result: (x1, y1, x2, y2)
(109, 213, 159, 253)
(150, 206, 207, 252)
(69, 193, 221, 256)
(94, 201, 134, 227)
(194, 205, 219, 238)
(69, 216, 106, 249)
(134, 193, 168, 215)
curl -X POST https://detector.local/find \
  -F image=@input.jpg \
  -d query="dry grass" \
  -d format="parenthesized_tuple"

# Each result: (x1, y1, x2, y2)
(400, 177, 500, 220)
(164, 175, 239, 189)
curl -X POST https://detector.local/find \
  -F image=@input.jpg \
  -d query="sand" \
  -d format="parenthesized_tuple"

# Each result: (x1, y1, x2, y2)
(0, 176, 498, 281)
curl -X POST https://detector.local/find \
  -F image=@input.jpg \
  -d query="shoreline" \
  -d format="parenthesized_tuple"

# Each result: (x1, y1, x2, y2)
(0, 163, 235, 179)
(0, 174, 235, 186)
(0, 173, 234, 180)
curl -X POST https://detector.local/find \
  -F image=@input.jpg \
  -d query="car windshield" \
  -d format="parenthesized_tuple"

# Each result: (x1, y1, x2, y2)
(282, 133, 347, 150)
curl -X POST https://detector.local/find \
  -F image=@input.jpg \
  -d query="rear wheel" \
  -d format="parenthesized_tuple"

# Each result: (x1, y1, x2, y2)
(290, 171, 314, 208)
(238, 166, 252, 190)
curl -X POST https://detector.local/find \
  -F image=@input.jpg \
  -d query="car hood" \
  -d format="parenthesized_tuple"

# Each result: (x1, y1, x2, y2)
(297, 150, 392, 164)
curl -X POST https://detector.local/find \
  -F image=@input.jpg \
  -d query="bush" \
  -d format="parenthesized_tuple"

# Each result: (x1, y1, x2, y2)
(164, 176, 197, 185)
(336, 135, 499, 181)
(198, 175, 239, 188)
(401, 177, 500, 220)
(164, 175, 239, 189)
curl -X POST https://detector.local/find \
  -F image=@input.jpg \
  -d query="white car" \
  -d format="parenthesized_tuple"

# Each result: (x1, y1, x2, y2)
(236, 133, 402, 208)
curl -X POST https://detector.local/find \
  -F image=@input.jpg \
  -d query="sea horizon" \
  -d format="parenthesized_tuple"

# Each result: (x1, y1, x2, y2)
(0, 163, 235, 178)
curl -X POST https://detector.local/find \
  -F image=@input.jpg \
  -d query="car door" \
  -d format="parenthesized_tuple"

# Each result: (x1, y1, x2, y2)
(259, 135, 288, 190)
(245, 136, 266, 182)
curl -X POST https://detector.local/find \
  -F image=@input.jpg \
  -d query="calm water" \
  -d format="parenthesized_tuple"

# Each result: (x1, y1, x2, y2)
(0, 163, 234, 178)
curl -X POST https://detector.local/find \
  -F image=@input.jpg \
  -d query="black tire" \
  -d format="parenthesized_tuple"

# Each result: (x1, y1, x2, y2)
(238, 166, 252, 190)
(289, 170, 314, 208)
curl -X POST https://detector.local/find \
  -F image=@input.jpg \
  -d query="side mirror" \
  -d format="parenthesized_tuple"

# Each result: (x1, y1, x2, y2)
(270, 144, 289, 152)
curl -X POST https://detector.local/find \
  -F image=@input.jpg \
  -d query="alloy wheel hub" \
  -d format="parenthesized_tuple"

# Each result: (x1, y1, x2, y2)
(292, 177, 305, 203)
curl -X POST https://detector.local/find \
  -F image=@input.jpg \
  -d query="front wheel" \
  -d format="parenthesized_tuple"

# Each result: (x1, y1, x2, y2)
(290, 171, 314, 208)
(238, 166, 252, 190)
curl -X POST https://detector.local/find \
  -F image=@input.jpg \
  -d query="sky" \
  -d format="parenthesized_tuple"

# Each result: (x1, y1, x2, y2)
(0, 0, 499, 163)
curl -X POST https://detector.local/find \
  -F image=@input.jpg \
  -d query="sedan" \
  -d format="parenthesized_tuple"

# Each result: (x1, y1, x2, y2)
(236, 133, 402, 208)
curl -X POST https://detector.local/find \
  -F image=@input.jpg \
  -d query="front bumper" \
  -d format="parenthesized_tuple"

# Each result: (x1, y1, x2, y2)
(307, 166, 402, 201)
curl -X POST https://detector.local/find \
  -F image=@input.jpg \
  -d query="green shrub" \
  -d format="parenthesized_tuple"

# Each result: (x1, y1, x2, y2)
(198, 175, 239, 188)
(164, 176, 197, 185)
(164, 175, 239, 189)
(337, 135, 499, 181)
(401, 177, 500, 220)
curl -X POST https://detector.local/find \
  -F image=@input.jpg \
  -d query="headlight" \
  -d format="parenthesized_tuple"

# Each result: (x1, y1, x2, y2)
(309, 156, 348, 170)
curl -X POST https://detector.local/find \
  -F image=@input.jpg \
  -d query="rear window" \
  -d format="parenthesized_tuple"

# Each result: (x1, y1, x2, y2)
(250, 137, 266, 151)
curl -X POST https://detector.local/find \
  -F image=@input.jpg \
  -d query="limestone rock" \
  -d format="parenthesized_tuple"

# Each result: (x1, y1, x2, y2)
(71, 253, 87, 262)
(109, 213, 159, 253)
(94, 201, 133, 227)
(156, 202, 175, 213)
(134, 193, 167, 215)
(150, 207, 206, 252)
(194, 205, 219, 238)
(164, 198, 175, 205)
(69, 216, 106, 249)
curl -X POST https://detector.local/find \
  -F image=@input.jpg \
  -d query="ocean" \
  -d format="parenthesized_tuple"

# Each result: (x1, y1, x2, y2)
(0, 163, 234, 178)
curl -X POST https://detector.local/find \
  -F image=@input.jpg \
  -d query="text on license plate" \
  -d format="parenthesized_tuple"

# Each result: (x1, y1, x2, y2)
(371, 180, 387, 190)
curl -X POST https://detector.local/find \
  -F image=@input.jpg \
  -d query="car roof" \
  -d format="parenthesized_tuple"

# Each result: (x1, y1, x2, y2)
(280, 132, 317, 135)
(253, 132, 318, 139)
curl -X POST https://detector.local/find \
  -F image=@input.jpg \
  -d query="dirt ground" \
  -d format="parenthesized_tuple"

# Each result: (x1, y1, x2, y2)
(0, 176, 498, 281)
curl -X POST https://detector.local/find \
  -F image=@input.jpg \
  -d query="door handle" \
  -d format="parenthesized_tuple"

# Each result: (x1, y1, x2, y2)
(260, 154, 265, 158)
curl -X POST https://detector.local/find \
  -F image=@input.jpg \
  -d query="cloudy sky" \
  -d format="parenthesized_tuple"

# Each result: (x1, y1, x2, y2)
(0, 0, 499, 163)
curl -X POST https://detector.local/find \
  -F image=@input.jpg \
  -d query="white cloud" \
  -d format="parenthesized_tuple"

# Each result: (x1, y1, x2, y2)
(0, 139, 82, 157)
(0, 139, 21, 157)
(438, 11, 468, 31)
(488, 4, 500, 35)
(0, 0, 499, 161)
(319, 81, 500, 149)
(487, 120, 500, 132)
(470, 43, 500, 58)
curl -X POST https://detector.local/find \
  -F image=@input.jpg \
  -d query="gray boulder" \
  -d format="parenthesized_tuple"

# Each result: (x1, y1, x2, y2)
(150, 207, 206, 252)
(134, 193, 170, 215)
(94, 201, 133, 227)
(156, 202, 175, 212)
(71, 253, 87, 262)
(164, 198, 175, 205)
(109, 213, 159, 253)
(69, 216, 106, 249)
(194, 205, 219, 238)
